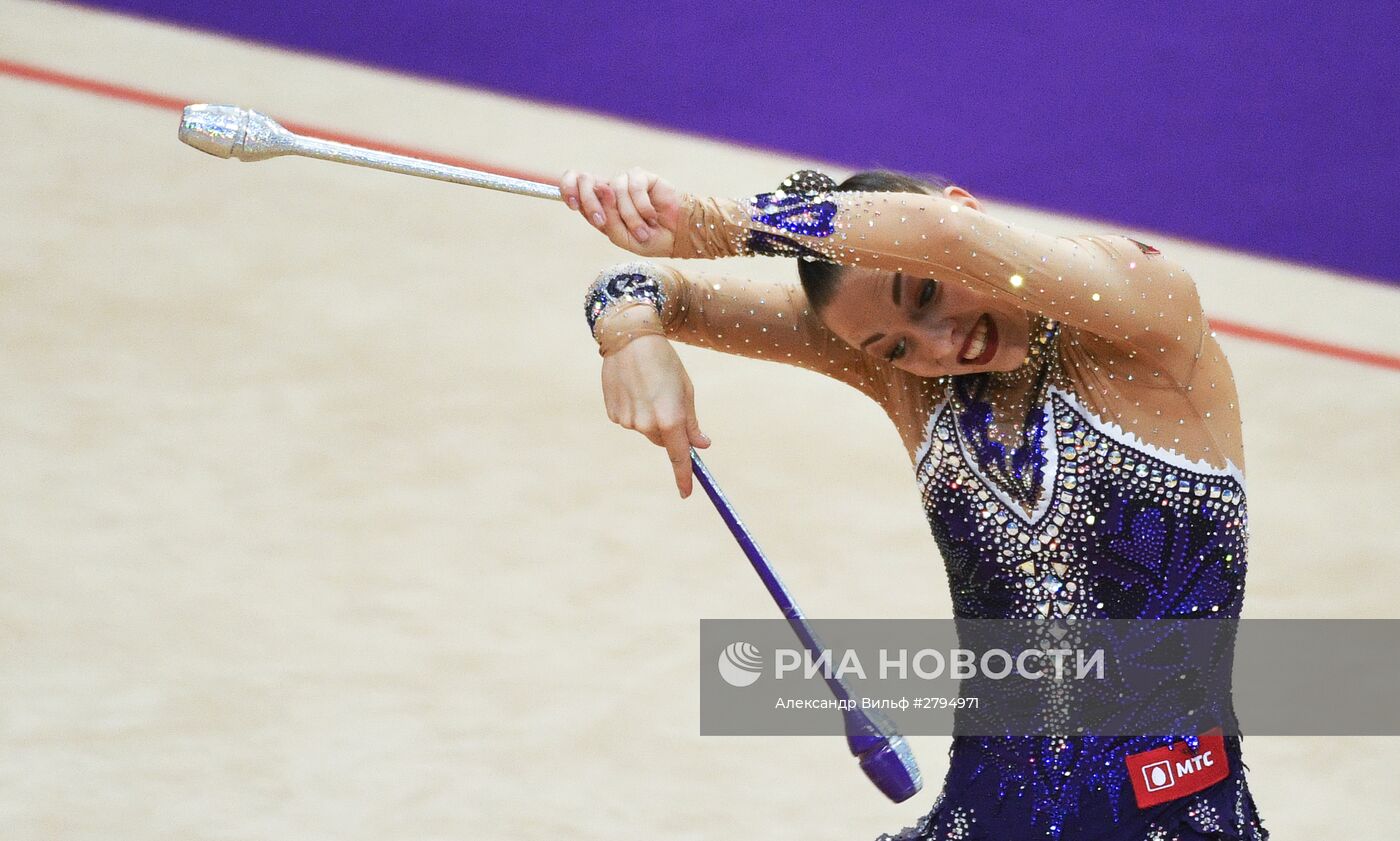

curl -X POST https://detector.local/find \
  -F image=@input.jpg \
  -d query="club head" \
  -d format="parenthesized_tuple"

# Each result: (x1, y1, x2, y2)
(857, 734, 923, 803)
(179, 104, 295, 162)
(844, 706, 923, 802)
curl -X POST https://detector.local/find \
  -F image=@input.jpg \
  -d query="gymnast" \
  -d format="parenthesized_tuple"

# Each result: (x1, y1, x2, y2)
(561, 165, 1268, 840)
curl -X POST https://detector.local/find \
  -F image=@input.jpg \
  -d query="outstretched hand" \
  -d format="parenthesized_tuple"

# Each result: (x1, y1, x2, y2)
(560, 168, 683, 258)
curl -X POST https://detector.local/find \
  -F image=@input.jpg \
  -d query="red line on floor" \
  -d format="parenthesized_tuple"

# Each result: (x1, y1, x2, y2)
(4, 57, 1398, 373)
(1210, 319, 1400, 372)
(1, 56, 189, 109)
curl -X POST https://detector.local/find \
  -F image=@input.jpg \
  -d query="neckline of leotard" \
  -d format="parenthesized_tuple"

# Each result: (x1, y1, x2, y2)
(947, 318, 1061, 510)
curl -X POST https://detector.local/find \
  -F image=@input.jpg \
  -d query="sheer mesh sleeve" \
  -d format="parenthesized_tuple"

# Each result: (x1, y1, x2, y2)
(583, 260, 904, 404)
(671, 191, 1207, 385)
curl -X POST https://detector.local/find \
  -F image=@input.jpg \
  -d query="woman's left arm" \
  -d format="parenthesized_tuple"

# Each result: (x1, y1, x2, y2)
(671, 190, 1209, 384)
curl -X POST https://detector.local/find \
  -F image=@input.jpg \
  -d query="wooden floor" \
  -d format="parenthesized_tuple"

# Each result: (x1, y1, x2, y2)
(2, 2, 1397, 838)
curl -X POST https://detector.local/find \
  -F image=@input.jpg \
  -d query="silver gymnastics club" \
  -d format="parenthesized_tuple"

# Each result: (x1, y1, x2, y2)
(178, 104, 563, 201)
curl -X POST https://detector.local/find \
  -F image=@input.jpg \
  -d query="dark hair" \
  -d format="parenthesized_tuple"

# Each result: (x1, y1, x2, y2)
(797, 170, 951, 312)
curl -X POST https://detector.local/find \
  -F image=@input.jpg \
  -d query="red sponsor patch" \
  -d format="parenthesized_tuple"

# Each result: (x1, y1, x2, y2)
(1125, 728, 1229, 809)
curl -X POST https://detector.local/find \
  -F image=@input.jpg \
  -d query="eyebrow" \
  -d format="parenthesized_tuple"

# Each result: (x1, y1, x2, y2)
(860, 332, 885, 349)
(891, 272, 903, 306)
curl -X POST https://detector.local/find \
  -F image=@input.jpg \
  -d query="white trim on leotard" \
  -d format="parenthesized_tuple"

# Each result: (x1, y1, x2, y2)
(1047, 386, 1246, 487)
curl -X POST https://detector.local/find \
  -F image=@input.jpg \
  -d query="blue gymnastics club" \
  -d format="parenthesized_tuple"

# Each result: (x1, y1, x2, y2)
(690, 449, 923, 803)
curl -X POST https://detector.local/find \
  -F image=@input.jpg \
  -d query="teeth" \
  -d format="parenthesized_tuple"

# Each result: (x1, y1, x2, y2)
(962, 319, 989, 361)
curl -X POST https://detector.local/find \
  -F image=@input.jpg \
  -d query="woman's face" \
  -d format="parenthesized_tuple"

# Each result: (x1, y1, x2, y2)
(814, 185, 1034, 378)
(818, 266, 1034, 378)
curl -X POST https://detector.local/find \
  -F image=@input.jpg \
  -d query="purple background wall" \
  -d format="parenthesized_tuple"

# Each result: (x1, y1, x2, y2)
(77, 1, 1400, 284)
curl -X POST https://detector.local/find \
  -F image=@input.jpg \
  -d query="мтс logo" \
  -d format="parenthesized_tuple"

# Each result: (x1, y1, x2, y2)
(717, 641, 763, 687)
(1142, 760, 1175, 792)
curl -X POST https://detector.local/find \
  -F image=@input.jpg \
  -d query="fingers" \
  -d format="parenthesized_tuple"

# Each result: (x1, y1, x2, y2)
(561, 168, 665, 246)
(594, 181, 632, 246)
(627, 168, 660, 227)
(610, 404, 699, 498)
(687, 413, 711, 449)
(659, 422, 694, 498)
(576, 172, 607, 229)
(681, 379, 710, 450)
(559, 169, 581, 211)
(610, 173, 651, 243)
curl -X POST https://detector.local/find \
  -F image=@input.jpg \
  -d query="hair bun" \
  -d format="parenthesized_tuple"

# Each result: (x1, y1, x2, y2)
(775, 169, 838, 196)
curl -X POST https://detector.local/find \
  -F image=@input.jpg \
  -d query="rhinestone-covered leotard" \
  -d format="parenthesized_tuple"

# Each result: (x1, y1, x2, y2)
(583, 185, 1268, 840)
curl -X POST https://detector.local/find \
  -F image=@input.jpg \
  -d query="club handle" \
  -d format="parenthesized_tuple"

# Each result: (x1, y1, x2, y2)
(689, 448, 852, 704)
(289, 135, 564, 201)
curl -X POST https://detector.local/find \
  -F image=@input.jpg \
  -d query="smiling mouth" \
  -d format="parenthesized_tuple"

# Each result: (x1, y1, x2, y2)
(958, 314, 998, 365)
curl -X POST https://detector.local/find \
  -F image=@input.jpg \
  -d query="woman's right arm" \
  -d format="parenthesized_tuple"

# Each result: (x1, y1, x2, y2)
(584, 261, 899, 497)
(586, 260, 896, 399)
